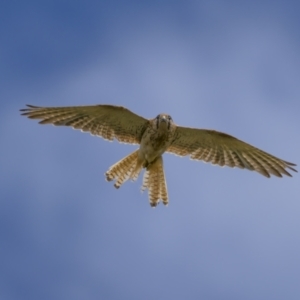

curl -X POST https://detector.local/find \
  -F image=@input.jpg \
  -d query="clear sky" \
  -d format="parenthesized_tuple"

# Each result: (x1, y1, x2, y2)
(1, 1, 300, 299)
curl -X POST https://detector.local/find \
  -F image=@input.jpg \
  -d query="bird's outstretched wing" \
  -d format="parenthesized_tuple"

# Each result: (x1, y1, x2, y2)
(168, 127, 297, 177)
(20, 104, 148, 144)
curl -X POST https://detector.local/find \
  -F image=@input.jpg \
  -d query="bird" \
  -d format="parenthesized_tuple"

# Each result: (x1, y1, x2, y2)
(20, 104, 297, 207)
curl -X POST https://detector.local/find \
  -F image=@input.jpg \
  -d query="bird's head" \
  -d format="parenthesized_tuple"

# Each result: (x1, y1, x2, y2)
(155, 114, 174, 130)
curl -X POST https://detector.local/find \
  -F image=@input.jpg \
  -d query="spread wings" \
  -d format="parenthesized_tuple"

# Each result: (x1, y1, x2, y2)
(20, 104, 148, 144)
(168, 127, 297, 177)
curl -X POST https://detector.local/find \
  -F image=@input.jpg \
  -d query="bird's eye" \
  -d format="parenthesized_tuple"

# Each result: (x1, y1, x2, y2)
(168, 115, 172, 121)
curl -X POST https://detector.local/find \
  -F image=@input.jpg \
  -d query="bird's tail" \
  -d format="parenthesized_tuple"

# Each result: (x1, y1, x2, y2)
(105, 150, 143, 188)
(142, 156, 168, 207)
(106, 152, 169, 207)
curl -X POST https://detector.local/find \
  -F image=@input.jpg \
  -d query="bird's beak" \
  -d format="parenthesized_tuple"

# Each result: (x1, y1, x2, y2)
(161, 116, 167, 122)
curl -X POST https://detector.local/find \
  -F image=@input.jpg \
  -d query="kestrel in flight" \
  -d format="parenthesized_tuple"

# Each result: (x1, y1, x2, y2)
(20, 104, 297, 207)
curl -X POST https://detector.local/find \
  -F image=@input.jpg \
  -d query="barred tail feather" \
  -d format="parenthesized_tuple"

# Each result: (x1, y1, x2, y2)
(105, 150, 143, 188)
(142, 156, 168, 207)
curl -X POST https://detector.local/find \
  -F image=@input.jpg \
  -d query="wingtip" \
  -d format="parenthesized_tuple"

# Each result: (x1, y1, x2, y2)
(284, 161, 297, 175)
(288, 166, 298, 173)
(20, 104, 39, 114)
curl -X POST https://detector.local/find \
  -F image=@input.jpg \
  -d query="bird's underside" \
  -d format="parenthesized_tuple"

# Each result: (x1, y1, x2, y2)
(20, 104, 297, 207)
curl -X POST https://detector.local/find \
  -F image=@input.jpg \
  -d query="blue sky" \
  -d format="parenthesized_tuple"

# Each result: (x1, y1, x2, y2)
(1, 1, 300, 299)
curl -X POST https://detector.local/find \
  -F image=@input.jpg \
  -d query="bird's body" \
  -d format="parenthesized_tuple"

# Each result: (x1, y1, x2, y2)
(20, 104, 297, 207)
(139, 114, 176, 165)
(106, 114, 176, 206)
